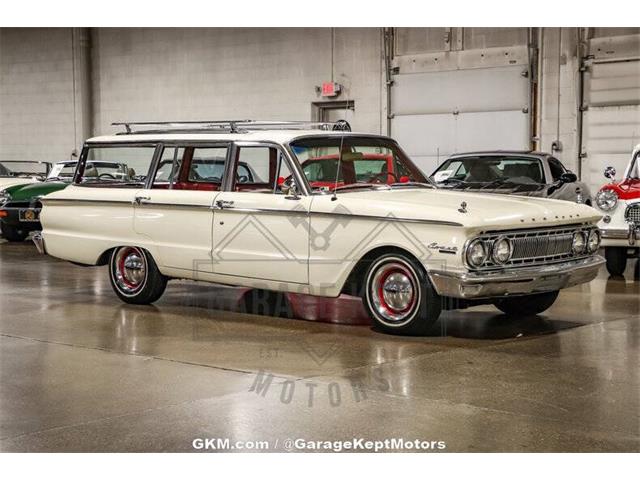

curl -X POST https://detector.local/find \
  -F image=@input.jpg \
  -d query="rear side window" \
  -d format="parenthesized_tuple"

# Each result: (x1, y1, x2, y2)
(78, 146, 157, 186)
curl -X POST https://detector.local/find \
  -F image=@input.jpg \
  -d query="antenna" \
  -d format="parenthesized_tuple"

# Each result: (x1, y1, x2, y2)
(331, 135, 346, 201)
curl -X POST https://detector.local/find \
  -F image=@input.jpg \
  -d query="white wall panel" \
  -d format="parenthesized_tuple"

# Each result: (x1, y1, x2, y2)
(392, 66, 528, 115)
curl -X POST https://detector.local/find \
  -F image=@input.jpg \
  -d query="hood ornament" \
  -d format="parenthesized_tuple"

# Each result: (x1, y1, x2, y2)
(458, 201, 468, 213)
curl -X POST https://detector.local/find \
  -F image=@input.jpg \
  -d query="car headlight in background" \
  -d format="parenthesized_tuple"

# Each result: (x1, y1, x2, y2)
(572, 231, 587, 254)
(491, 237, 512, 264)
(466, 239, 487, 267)
(587, 230, 601, 253)
(0, 190, 10, 206)
(595, 189, 618, 211)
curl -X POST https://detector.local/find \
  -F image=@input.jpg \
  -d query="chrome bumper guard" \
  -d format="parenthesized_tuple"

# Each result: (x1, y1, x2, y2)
(429, 255, 605, 299)
(32, 232, 46, 255)
(601, 223, 639, 246)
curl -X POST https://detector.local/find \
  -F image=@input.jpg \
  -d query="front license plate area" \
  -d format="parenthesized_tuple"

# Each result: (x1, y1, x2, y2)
(19, 209, 40, 222)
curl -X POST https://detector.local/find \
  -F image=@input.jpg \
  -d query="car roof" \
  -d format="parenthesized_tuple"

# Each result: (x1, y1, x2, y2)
(448, 150, 551, 159)
(86, 130, 380, 145)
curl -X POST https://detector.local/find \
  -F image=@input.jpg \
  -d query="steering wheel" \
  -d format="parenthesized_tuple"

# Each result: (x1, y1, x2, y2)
(366, 172, 398, 184)
(98, 173, 116, 180)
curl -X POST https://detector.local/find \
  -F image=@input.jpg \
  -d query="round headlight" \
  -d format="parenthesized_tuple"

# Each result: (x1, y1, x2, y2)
(0, 190, 10, 206)
(587, 230, 601, 253)
(595, 189, 618, 211)
(467, 239, 487, 267)
(572, 232, 587, 254)
(492, 237, 513, 264)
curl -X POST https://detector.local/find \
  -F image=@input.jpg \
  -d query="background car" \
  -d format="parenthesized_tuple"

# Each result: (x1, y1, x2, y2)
(296, 152, 414, 190)
(0, 160, 130, 242)
(593, 144, 640, 277)
(431, 151, 592, 205)
(0, 160, 51, 189)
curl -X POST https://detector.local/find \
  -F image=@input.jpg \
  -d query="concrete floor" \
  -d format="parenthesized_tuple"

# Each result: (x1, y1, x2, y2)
(0, 240, 638, 452)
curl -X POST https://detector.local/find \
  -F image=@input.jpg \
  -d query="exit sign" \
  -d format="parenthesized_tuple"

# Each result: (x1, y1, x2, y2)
(321, 81, 341, 97)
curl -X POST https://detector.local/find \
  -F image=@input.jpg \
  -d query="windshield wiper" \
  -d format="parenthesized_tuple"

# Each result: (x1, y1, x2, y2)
(334, 183, 391, 192)
(390, 181, 434, 189)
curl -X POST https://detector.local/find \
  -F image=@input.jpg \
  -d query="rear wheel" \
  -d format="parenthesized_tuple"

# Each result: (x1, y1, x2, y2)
(362, 253, 441, 335)
(109, 246, 167, 304)
(493, 290, 559, 316)
(1, 224, 28, 242)
(605, 247, 627, 277)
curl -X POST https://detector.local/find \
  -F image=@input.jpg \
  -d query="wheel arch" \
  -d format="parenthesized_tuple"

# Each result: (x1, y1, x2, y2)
(339, 245, 428, 296)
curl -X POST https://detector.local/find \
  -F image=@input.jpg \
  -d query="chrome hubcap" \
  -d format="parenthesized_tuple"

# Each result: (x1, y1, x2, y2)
(382, 272, 414, 311)
(369, 261, 418, 323)
(114, 247, 146, 293)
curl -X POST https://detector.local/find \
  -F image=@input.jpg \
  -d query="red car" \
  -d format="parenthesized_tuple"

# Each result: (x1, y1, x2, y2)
(594, 144, 640, 277)
(298, 153, 414, 190)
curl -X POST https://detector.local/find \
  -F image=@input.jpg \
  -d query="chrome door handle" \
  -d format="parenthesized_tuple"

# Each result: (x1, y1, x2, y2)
(215, 200, 235, 209)
(134, 195, 151, 205)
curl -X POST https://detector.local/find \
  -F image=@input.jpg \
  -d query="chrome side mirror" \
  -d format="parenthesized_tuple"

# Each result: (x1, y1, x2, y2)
(283, 180, 300, 200)
(604, 166, 616, 180)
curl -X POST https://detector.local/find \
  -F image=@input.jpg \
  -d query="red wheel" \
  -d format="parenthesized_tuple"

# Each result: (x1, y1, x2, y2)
(362, 253, 441, 335)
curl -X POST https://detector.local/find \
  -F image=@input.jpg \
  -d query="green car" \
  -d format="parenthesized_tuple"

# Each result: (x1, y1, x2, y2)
(0, 160, 131, 242)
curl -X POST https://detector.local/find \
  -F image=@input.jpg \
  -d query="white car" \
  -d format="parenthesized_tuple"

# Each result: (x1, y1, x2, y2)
(0, 160, 51, 189)
(34, 121, 604, 335)
(593, 144, 640, 277)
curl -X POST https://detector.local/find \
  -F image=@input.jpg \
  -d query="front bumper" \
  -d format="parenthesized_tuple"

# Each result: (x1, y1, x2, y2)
(600, 223, 639, 246)
(429, 255, 605, 299)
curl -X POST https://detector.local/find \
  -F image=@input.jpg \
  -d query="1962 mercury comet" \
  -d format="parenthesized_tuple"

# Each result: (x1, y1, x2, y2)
(34, 121, 604, 335)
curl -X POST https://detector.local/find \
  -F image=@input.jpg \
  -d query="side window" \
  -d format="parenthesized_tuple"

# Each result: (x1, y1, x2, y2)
(153, 147, 184, 188)
(80, 146, 156, 186)
(234, 146, 292, 194)
(189, 147, 229, 184)
(548, 157, 566, 181)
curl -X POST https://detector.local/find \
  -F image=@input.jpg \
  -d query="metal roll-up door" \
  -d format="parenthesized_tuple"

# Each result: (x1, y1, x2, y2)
(580, 33, 640, 194)
(389, 28, 531, 174)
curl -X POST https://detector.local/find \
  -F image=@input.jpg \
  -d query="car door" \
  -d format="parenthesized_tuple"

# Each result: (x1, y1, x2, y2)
(210, 142, 311, 284)
(133, 144, 229, 274)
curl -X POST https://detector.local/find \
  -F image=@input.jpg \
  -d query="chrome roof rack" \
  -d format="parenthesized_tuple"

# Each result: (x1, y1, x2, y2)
(111, 120, 351, 135)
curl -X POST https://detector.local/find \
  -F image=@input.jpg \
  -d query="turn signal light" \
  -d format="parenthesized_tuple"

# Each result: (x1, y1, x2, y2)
(0, 210, 8, 218)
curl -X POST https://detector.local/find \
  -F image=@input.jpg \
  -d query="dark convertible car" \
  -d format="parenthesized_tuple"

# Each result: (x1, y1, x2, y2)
(431, 151, 592, 205)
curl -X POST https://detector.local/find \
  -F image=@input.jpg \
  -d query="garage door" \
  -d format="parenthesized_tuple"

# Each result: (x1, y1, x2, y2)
(581, 35, 640, 194)
(389, 28, 531, 174)
(391, 66, 530, 173)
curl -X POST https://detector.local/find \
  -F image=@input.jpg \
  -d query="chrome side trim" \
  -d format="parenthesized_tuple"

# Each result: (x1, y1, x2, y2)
(429, 255, 604, 299)
(212, 205, 309, 216)
(310, 211, 463, 227)
(40, 198, 133, 206)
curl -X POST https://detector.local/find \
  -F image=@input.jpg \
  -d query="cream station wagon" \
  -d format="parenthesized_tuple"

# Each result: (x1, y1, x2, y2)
(34, 121, 604, 335)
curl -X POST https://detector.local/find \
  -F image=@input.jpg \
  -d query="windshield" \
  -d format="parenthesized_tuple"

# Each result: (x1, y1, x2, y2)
(0, 161, 51, 178)
(625, 152, 640, 180)
(289, 136, 428, 191)
(432, 156, 545, 185)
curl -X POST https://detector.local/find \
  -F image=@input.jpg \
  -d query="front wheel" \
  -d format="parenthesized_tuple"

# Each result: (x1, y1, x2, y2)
(362, 253, 441, 335)
(605, 247, 627, 277)
(1, 224, 29, 242)
(493, 290, 559, 316)
(109, 246, 167, 304)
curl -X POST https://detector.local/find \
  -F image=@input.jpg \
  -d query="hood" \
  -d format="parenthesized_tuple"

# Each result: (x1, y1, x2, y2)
(3, 181, 68, 202)
(0, 177, 37, 190)
(313, 187, 601, 231)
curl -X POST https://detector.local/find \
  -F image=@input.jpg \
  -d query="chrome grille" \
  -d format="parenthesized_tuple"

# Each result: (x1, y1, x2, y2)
(626, 204, 640, 224)
(470, 224, 597, 270)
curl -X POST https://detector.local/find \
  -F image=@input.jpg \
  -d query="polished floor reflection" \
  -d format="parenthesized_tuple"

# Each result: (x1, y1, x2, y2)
(0, 241, 638, 452)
